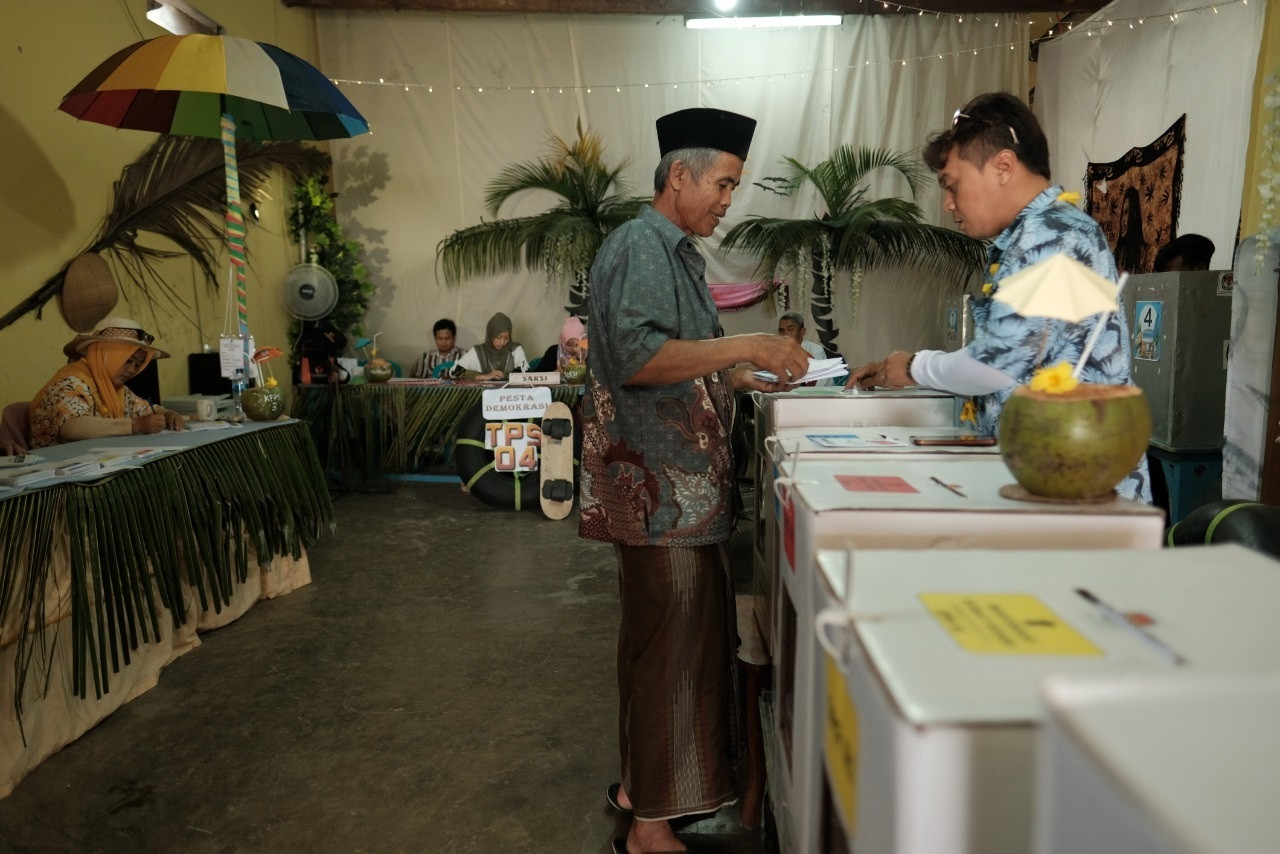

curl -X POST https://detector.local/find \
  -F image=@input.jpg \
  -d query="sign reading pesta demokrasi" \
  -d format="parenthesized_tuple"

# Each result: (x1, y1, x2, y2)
(482, 387, 552, 420)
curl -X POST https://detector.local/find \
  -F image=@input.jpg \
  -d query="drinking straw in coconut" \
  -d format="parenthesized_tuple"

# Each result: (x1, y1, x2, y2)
(1072, 273, 1129, 380)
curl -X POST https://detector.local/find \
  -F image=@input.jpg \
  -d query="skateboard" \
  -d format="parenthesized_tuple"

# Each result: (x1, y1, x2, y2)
(539, 400, 575, 520)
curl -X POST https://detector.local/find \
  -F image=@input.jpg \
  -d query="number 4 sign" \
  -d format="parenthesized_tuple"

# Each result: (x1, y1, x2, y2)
(1134, 300, 1162, 361)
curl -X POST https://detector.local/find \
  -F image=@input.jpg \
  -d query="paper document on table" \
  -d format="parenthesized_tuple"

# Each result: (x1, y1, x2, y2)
(185, 421, 235, 431)
(806, 434, 908, 449)
(89, 446, 182, 462)
(754, 357, 847, 384)
(0, 461, 62, 487)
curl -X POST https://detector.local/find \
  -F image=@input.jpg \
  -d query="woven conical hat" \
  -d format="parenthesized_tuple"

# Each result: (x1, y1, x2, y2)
(60, 253, 119, 332)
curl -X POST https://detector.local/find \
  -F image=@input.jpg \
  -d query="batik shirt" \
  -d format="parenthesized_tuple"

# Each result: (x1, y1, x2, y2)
(969, 185, 1150, 501)
(578, 205, 737, 547)
(29, 376, 151, 449)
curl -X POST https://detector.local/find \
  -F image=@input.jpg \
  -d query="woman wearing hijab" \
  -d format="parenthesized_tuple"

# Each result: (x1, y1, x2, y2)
(537, 315, 586, 372)
(451, 312, 530, 381)
(29, 317, 184, 448)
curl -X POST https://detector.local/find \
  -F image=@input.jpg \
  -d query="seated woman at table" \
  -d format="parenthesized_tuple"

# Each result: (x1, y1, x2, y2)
(451, 312, 530, 381)
(28, 316, 185, 449)
(535, 315, 586, 372)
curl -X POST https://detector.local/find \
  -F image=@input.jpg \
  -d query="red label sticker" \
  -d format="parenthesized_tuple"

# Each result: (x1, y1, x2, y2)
(834, 475, 918, 493)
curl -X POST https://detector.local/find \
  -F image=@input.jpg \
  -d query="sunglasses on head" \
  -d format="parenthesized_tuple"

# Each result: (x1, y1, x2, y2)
(952, 109, 1020, 146)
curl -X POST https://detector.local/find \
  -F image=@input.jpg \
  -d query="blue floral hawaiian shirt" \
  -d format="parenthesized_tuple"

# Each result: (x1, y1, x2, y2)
(968, 186, 1151, 502)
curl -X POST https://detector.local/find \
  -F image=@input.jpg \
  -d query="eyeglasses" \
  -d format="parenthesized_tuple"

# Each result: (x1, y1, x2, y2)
(952, 109, 1020, 146)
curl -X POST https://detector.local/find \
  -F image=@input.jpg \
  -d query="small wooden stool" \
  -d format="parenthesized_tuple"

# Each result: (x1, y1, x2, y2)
(735, 593, 771, 830)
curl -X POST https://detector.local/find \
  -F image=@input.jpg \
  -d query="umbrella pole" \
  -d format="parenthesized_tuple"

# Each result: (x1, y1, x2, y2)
(221, 114, 253, 379)
(1072, 273, 1130, 379)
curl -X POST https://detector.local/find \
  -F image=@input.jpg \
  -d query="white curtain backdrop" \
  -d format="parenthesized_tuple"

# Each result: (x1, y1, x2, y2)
(1036, 0, 1264, 271)
(316, 12, 1028, 369)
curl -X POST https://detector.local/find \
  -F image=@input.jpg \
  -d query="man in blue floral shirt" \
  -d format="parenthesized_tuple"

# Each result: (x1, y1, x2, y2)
(846, 92, 1150, 501)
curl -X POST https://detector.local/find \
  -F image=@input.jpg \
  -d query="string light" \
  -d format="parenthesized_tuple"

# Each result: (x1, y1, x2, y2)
(328, 1, 1249, 97)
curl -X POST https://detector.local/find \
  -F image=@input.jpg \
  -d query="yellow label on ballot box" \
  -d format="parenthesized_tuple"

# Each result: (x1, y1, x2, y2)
(919, 593, 1102, 656)
(824, 654, 858, 835)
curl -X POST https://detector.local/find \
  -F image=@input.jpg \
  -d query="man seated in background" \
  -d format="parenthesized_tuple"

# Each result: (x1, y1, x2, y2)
(777, 311, 833, 386)
(1153, 234, 1215, 272)
(413, 318, 464, 378)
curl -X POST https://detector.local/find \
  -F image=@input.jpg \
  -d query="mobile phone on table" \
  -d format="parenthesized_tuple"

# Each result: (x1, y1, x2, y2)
(908, 434, 996, 447)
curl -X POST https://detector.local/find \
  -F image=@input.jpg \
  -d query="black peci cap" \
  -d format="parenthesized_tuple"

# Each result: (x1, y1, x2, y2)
(656, 108, 756, 160)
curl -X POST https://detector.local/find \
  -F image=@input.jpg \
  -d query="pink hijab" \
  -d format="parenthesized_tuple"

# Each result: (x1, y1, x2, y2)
(557, 316, 586, 368)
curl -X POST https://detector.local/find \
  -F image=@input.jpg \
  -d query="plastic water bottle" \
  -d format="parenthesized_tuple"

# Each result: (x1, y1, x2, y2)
(230, 369, 247, 420)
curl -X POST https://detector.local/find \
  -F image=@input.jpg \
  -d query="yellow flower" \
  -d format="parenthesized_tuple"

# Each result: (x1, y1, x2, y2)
(265, 376, 279, 389)
(1028, 361, 1080, 394)
(1057, 191, 1082, 207)
(982, 282, 994, 296)
(988, 262, 1000, 275)
(959, 399, 978, 424)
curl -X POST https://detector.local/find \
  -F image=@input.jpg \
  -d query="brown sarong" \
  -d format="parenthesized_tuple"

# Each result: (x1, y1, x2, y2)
(615, 542, 739, 821)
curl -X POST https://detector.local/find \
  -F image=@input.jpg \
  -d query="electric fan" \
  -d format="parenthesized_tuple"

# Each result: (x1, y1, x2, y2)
(281, 262, 339, 321)
(282, 262, 341, 384)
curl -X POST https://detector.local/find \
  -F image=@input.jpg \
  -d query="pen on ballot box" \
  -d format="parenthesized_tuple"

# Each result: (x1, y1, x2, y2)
(1075, 587, 1185, 666)
(929, 475, 966, 497)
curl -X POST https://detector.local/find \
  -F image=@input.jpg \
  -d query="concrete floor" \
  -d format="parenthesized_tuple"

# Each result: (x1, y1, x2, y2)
(0, 481, 773, 854)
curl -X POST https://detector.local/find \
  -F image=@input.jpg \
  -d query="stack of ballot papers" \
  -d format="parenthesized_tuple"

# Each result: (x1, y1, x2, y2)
(0, 460, 62, 487)
(754, 357, 848, 385)
(52, 448, 173, 477)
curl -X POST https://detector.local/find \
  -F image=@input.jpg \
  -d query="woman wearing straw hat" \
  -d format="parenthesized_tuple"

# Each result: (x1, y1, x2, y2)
(29, 317, 184, 449)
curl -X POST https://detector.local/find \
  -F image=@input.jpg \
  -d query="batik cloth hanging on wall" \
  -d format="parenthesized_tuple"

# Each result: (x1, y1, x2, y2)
(1084, 115, 1186, 275)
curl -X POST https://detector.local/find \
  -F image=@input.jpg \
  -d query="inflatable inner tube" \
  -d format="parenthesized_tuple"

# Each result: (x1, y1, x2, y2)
(1166, 499, 1280, 558)
(453, 401, 581, 512)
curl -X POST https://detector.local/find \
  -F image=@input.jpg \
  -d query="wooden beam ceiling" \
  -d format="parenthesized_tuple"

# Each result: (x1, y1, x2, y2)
(281, 1, 1105, 16)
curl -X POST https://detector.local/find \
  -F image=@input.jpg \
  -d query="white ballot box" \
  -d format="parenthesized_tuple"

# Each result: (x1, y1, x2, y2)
(769, 457, 1164, 854)
(1034, 671, 1280, 854)
(815, 545, 1280, 854)
(753, 387, 960, 433)
(755, 425, 999, 652)
(750, 391, 961, 653)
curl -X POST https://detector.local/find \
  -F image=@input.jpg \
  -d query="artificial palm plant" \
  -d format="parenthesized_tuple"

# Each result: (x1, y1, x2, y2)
(720, 146, 984, 357)
(0, 135, 330, 331)
(436, 123, 648, 318)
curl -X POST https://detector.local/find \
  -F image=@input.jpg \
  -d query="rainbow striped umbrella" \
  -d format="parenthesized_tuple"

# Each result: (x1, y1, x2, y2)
(58, 34, 368, 362)
(58, 34, 368, 141)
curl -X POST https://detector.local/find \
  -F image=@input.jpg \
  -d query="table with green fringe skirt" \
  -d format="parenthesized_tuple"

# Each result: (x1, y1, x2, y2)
(0, 419, 334, 798)
(291, 381, 583, 486)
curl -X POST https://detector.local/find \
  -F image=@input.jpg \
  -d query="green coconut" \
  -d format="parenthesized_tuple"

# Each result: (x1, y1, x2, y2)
(365, 357, 394, 383)
(997, 383, 1151, 500)
(241, 384, 285, 421)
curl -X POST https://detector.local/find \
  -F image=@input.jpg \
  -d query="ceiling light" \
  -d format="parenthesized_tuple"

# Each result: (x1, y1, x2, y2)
(145, 0, 222, 35)
(713, 0, 739, 10)
(685, 14, 842, 29)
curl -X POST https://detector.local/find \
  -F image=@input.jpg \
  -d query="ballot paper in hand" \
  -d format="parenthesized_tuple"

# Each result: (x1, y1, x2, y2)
(754, 357, 848, 384)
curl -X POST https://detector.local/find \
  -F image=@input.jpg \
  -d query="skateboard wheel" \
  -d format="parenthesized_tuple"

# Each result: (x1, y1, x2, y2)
(542, 479, 573, 502)
(543, 418, 572, 440)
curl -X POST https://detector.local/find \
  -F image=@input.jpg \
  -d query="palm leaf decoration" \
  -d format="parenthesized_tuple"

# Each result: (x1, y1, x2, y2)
(0, 135, 330, 331)
(721, 145, 984, 357)
(2, 422, 334, 738)
(437, 122, 648, 318)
